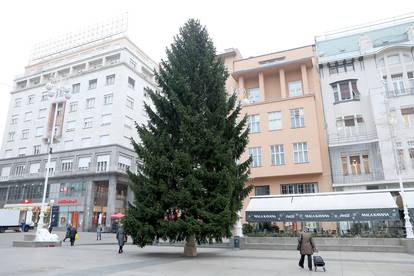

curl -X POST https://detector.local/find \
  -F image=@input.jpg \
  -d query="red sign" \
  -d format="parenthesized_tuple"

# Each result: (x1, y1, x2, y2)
(21, 199, 33, 204)
(57, 199, 78, 205)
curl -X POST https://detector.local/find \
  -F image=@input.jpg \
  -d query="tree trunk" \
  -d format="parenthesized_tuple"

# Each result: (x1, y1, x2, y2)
(183, 236, 197, 257)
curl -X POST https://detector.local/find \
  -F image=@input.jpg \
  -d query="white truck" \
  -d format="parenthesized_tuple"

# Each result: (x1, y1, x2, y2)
(0, 209, 34, 233)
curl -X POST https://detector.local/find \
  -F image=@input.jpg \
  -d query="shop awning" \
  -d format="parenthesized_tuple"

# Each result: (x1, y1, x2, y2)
(245, 192, 399, 222)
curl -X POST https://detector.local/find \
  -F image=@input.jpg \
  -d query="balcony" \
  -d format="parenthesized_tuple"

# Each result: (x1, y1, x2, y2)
(328, 127, 377, 146)
(386, 87, 414, 98)
(332, 170, 384, 185)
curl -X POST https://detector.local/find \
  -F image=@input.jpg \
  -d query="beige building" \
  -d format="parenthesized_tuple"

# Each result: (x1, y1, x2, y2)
(220, 46, 332, 225)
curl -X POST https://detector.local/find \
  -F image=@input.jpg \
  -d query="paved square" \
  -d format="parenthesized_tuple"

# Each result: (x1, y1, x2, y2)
(0, 232, 413, 275)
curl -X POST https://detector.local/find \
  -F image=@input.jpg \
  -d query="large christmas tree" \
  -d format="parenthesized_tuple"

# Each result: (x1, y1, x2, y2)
(124, 19, 251, 256)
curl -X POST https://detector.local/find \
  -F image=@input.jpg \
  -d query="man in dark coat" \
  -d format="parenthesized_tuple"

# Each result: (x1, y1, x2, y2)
(298, 226, 316, 271)
(63, 224, 71, 242)
(69, 226, 77, 246)
(116, 227, 127, 253)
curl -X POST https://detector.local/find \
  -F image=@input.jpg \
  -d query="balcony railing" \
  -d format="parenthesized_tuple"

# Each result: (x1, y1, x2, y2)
(332, 170, 384, 184)
(328, 127, 377, 145)
(386, 87, 414, 98)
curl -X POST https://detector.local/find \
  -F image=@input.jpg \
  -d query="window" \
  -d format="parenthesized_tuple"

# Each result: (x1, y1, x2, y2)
(128, 77, 135, 89)
(101, 114, 112, 126)
(96, 155, 110, 172)
(106, 74, 115, 85)
(126, 97, 134, 109)
(33, 145, 40, 155)
(408, 141, 414, 169)
(47, 161, 56, 174)
(363, 154, 370, 174)
(72, 83, 80, 93)
(66, 121, 76, 131)
(255, 185, 270, 196)
(408, 72, 414, 90)
(1, 167, 11, 178)
(18, 148, 26, 157)
(247, 87, 260, 103)
(387, 54, 401, 65)
(69, 102, 78, 113)
(378, 58, 385, 67)
(104, 94, 113, 105)
(247, 114, 260, 133)
(61, 159, 73, 172)
(78, 157, 91, 171)
(118, 156, 132, 171)
(401, 107, 414, 128)
(14, 98, 22, 107)
(248, 147, 262, 167)
(83, 118, 93, 129)
(342, 154, 371, 175)
(81, 137, 91, 148)
(14, 164, 26, 175)
(27, 95, 35, 104)
(281, 183, 317, 194)
(86, 98, 95, 109)
(129, 59, 137, 69)
(327, 60, 354, 75)
(35, 127, 43, 137)
(99, 135, 110, 145)
(293, 142, 308, 163)
(330, 80, 359, 103)
(21, 129, 29, 140)
(7, 131, 15, 142)
(59, 183, 86, 197)
(125, 116, 133, 129)
(341, 156, 348, 176)
(270, 144, 285, 166)
(88, 79, 97, 90)
(11, 115, 18, 125)
(349, 155, 361, 175)
(4, 150, 12, 158)
(24, 111, 32, 121)
(38, 108, 47, 119)
(288, 81, 303, 97)
(268, 111, 282, 131)
(391, 74, 405, 95)
(290, 108, 304, 128)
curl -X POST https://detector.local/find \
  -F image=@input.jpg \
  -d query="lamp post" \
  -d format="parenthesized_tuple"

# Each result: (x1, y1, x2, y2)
(384, 86, 414, 239)
(37, 82, 71, 232)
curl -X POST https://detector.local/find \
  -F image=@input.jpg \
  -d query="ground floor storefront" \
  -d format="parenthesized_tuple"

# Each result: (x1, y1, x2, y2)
(1, 173, 131, 232)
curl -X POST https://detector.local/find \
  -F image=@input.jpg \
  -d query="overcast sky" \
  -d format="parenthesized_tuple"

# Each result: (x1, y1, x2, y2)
(0, 0, 413, 145)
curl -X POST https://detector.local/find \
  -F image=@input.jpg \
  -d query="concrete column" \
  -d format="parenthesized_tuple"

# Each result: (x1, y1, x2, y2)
(238, 76, 245, 91)
(279, 69, 287, 98)
(301, 64, 309, 95)
(83, 181, 94, 231)
(106, 176, 117, 228)
(258, 72, 265, 101)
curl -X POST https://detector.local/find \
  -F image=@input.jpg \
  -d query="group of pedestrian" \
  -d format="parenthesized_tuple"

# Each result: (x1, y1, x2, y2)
(61, 223, 127, 254)
(62, 224, 78, 246)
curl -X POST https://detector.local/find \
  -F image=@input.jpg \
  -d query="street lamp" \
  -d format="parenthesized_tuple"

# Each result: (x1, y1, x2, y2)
(385, 91, 414, 239)
(37, 82, 71, 235)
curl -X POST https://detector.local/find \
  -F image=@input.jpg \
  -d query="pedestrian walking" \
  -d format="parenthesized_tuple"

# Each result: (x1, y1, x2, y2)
(298, 226, 316, 271)
(116, 226, 127, 253)
(69, 226, 77, 246)
(96, 224, 102, 240)
(63, 224, 71, 242)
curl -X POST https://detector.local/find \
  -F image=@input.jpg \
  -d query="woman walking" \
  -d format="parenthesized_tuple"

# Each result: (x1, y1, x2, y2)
(298, 226, 316, 271)
(116, 226, 127, 253)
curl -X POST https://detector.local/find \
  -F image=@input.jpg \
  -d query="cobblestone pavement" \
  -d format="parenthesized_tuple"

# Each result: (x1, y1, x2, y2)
(0, 231, 413, 276)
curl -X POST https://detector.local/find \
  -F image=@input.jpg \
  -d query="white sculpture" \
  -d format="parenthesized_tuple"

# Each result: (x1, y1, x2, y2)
(34, 228, 59, 242)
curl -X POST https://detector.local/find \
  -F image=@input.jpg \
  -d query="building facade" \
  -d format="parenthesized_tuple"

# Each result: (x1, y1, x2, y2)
(0, 33, 157, 231)
(315, 15, 414, 191)
(220, 46, 332, 225)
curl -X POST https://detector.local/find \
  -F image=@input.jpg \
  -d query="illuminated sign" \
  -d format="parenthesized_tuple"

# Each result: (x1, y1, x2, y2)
(57, 199, 78, 205)
(21, 199, 33, 204)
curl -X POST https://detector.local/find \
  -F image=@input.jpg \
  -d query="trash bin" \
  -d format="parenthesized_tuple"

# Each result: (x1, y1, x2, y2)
(233, 236, 240, 249)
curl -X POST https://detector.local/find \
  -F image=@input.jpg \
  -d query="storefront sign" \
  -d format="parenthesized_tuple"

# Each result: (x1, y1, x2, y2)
(20, 199, 33, 204)
(57, 199, 78, 205)
(246, 208, 400, 222)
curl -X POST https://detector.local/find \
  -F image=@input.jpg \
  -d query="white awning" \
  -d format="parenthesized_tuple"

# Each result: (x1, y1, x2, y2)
(118, 156, 132, 166)
(246, 192, 399, 222)
(97, 155, 110, 163)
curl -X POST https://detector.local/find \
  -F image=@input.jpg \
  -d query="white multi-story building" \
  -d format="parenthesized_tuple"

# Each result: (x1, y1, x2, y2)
(315, 15, 414, 191)
(0, 20, 157, 231)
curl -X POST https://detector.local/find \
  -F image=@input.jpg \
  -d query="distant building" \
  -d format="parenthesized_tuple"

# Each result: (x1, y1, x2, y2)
(315, 14, 414, 191)
(220, 46, 332, 226)
(0, 18, 157, 231)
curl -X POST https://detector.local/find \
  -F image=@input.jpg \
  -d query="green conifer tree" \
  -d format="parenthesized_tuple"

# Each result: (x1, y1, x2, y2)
(123, 19, 251, 256)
